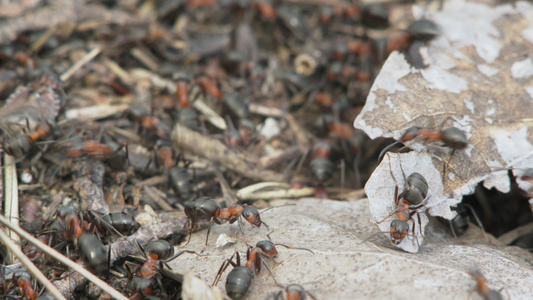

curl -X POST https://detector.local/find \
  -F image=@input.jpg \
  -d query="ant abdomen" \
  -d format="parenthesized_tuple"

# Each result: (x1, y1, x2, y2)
(403, 173, 428, 205)
(441, 127, 467, 150)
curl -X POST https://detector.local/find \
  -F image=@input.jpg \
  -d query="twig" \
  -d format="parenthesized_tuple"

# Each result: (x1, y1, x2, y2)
(172, 124, 283, 181)
(0, 214, 128, 300)
(72, 157, 110, 214)
(4, 153, 19, 264)
(60, 47, 101, 82)
(0, 227, 66, 300)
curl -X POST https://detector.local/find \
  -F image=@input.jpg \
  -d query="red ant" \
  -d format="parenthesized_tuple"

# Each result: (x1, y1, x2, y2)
(3, 119, 57, 158)
(129, 107, 171, 139)
(212, 240, 314, 300)
(196, 76, 223, 99)
(469, 269, 503, 300)
(309, 141, 336, 198)
(65, 138, 129, 171)
(375, 154, 430, 247)
(184, 197, 269, 246)
(59, 206, 108, 274)
(252, 0, 277, 21)
(129, 240, 201, 299)
(12, 271, 37, 300)
(378, 123, 468, 179)
(274, 283, 317, 300)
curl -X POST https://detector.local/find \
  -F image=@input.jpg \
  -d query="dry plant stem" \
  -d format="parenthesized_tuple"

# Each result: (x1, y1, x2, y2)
(260, 145, 305, 168)
(285, 114, 311, 146)
(108, 217, 191, 262)
(65, 104, 130, 121)
(172, 124, 283, 181)
(4, 153, 19, 264)
(143, 185, 174, 211)
(0, 227, 66, 300)
(0, 214, 128, 300)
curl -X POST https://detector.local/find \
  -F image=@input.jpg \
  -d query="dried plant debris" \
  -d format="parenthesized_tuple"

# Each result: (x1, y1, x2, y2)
(173, 198, 533, 299)
(354, 0, 533, 200)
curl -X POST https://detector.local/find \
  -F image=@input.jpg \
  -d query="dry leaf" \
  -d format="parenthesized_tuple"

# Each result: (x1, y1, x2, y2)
(354, 0, 533, 202)
(170, 198, 533, 299)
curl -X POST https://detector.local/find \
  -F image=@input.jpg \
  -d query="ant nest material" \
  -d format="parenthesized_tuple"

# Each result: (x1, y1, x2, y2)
(365, 152, 455, 253)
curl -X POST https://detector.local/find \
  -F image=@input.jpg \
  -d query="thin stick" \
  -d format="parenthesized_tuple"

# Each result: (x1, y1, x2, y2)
(0, 227, 66, 300)
(60, 47, 102, 82)
(4, 153, 19, 264)
(0, 214, 128, 300)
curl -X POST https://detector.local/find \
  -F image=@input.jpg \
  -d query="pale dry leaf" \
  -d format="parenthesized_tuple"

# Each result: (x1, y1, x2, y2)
(365, 152, 454, 253)
(170, 198, 533, 299)
(354, 0, 533, 201)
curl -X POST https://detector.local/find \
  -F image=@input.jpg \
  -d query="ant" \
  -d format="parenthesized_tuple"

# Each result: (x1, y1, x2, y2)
(3, 119, 58, 159)
(378, 124, 468, 179)
(273, 283, 317, 300)
(59, 206, 108, 274)
(376, 154, 430, 246)
(184, 197, 268, 246)
(309, 140, 336, 198)
(212, 240, 314, 300)
(438, 204, 485, 239)
(129, 240, 201, 299)
(469, 269, 503, 300)
(11, 271, 38, 300)
(66, 140, 129, 173)
(129, 106, 171, 139)
(96, 211, 138, 236)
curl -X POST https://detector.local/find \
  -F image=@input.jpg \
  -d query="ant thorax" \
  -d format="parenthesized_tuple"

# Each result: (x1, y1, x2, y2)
(365, 152, 457, 253)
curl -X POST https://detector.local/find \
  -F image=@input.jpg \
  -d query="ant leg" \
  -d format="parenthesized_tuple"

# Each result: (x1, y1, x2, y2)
(204, 218, 215, 246)
(378, 141, 401, 163)
(212, 252, 240, 286)
(164, 250, 203, 267)
(135, 241, 148, 260)
(258, 254, 279, 285)
(377, 205, 404, 224)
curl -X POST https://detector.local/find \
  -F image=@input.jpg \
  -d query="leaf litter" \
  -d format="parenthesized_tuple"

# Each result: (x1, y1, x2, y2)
(355, 0, 533, 202)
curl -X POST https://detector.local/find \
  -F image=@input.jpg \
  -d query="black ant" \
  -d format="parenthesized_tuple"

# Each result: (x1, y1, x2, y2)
(183, 197, 268, 246)
(212, 240, 314, 300)
(309, 141, 335, 198)
(129, 240, 201, 299)
(469, 269, 503, 300)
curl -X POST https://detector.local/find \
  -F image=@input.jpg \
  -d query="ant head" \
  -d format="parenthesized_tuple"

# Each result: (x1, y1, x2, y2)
(256, 240, 278, 256)
(390, 219, 409, 245)
(242, 206, 262, 227)
(406, 19, 440, 42)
